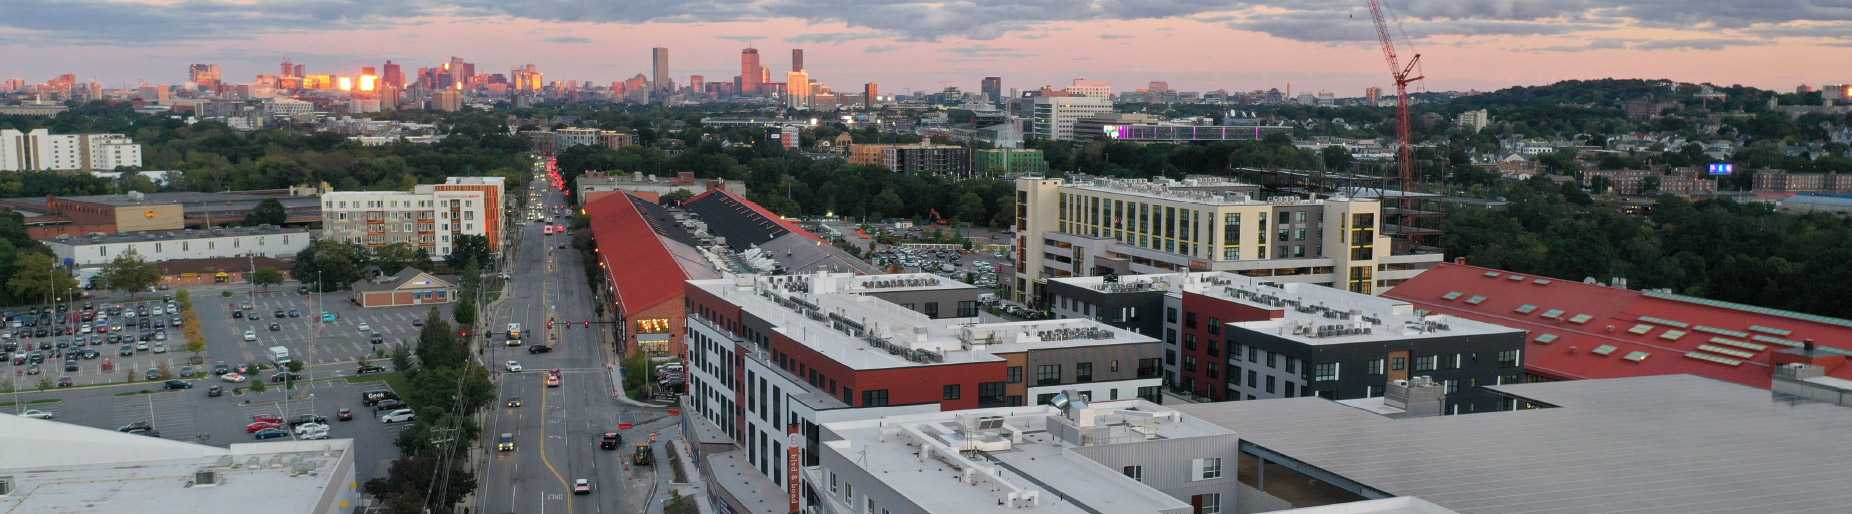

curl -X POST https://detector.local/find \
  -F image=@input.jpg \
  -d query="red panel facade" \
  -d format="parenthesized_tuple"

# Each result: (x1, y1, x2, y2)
(1176, 291, 1282, 400)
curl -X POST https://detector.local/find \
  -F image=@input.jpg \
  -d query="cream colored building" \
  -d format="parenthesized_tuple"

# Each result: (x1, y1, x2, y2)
(321, 185, 490, 260)
(1008, 176, 1441, 306)
(1031, 95, 1112, 142)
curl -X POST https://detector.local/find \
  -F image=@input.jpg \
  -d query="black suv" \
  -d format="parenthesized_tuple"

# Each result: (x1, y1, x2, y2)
(162, 380, 193, 390)
(356, 364, 386, 374)
(288, 414, 329, 427)
(527, 345, 552, 354)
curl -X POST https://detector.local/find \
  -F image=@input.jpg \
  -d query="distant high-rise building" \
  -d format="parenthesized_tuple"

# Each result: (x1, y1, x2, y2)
(1364, 87, 1381, 106)
(740, 47, 762, 95)
(430, 89, 462, 111)
(280, 58, 294, 77)
(792, 49, 804, 72)
(786, 71, 811, 109)
(864, 82, 878, 107)
(651, 47, 671, 92)
(1147, 81, 1170, 93)
(1316, 90, 1335, 106)
(1066, 78, 1111, 98)
(189, 64, 221, 91)
(981, 77, 1001, 102)
(689, 75, 705, 94)
(293, 64, 305, 78)
(382, 61, 404, 89)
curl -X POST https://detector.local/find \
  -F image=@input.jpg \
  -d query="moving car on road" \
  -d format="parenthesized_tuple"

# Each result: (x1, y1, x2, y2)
(497, 433, 515, 451)
(19, 409, 53, 419)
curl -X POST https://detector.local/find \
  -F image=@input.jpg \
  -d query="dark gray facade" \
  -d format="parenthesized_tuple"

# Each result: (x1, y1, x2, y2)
(1223, 326, 1526, 414)
(860, 287, 983, 319)
(1046, 280, 1166, 337)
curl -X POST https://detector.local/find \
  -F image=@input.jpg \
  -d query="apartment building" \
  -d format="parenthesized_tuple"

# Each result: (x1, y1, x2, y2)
(1009, 175, 1442, 307)
(683, 271, 1163, 494)
(1031, 95, 1113, 141)
(0, 129, 143, 172)
(320, 182, 497, 259)
(1048, 272, 1525, 413)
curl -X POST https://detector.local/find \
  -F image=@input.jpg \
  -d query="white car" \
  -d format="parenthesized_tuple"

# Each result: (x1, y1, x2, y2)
(293, 422, 330, 435)
(504, 361, 523, 372)
(79, 323, 92, 333)
(152, 342, 166, 353)
(380, 408, 415, 423)
(220, 373, 247, 383)
(357, 323, 371, 332)
(19, 409, 53, 419)
(299, 428, 330, 440)
(572, 478, 591, 495)
(151, 307, 163, 315)
(242, 331, 257, 341)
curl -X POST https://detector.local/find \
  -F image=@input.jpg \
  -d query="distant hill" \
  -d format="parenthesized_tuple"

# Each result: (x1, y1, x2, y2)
(1452, 79, 1673, 107)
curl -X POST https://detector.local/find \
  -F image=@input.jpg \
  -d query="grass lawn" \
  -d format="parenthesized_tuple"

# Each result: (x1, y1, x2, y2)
(0, 398, 62, 407)
(344, 372, 412, 394)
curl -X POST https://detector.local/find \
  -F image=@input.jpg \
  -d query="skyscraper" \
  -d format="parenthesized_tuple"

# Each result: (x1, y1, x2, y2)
(786, 71, 811, 108)
(690, 75, 705, 94)
(981, 76, 1001, 102)
(189, 64, 221, 91)
(280, 57, 294, 77)
(792, 49, 804, 72)
(651, 48, 671, 92)
(1364, 87, 1381, 106)
(382, 61, 404, 90)
(740, 47, 761, 95)
(293, 64, 305, 78)
(864, 82, 878, 108)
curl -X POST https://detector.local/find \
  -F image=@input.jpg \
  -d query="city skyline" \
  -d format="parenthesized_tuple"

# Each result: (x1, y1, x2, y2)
(2, 1, 1849, 95)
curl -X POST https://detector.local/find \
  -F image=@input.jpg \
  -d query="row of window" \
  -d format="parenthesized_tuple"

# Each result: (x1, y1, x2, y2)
(91, 235, 292, 257)
(327, 199, 474, 209)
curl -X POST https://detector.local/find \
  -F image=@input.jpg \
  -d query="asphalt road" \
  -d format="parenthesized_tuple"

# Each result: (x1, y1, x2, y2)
(476, 178, 673, 514)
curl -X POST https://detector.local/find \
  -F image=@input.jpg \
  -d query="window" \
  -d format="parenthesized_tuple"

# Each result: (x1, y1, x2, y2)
(1165, 328, 1178, 345)
(1036, 365, 1061, 385)
(943, 384, 961, 401)
(1076, 362, 1093, 383)
(1207, 317, 1220, 335)
(1166, 349, 1177, 365)
(978, 382, 1006, 407)
(1206, 362, 1219, 379)
(1266, 351, 1277, 369)
(1191, 457, 1222, 480)
(1137, 358, 1161, 378)
(924, 302, 939, 318)
(1247, 370, 1257, 388)
(1183, 334, 1197, 350)
(1264, 375, 1276, 393)
(1414, 355, 1437, 372)
(1185, 311, 1198, 329)
(1007, 366, 1023, 384)
(1248, 346, 1258, 363)
(1166, 307, 1178, 323)
(1392, 357, 1406, 371)
(957, 301, 978, 317)
(1036, 393, 1058, 405)
(1183, 355, 1197, 372)
(861, 389, 889, 407)
(1285, 357, 1297, 374)
(1229, 343, 1244, 362)
(1367, 359, 1386, 375)
(1442, 353, 1460, 370)
(1206, 340, 1219, 357)
(1498, 350, 1521, 367)
(1314, 363, 1339, 381)
(1124, 465, 1144, 482)
(1198, 493, 1223, 514)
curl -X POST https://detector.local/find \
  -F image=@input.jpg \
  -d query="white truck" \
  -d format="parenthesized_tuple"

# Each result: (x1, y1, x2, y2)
(267, 346, 291, 366)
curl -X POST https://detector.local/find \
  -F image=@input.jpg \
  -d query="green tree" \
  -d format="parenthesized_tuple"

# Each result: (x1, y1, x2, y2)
(416, 308, 463, 370)
(452, 297, 477, 326)
(953, 192, 987, 225)
(665, 189, 696, 202)
(248, 378, 267, 394)
(368, 242, 423, 274)
(364, 454, 477, 514)
(243, 198, 289, 226)
(6, 252, 79, 303)
(448, 234, 492, 269)
(285, 360, 305, 373)
(1321, 145, 1355, 171)
(251, 267, 284, 290)
(391, 342, 414, 371)
(97, 248, 163, 293)
(293, 240, 363, 292)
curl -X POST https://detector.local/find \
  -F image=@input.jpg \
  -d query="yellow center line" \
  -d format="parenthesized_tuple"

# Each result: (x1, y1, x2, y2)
(538, 372, 573, 514)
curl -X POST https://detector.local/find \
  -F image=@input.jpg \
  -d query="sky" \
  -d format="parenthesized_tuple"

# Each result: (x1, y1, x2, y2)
(2, 0, 1850, 96)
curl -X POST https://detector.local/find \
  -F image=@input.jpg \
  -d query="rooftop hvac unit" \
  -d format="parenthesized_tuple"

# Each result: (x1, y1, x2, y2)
(194, 468, 220, 486)
(0, 476, 12, 496)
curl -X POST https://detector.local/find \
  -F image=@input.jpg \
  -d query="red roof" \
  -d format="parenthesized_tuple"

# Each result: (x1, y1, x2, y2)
(586, 193, 718, 318)
(685, 189, 825, 244)
(1384, 262, 1852, 388)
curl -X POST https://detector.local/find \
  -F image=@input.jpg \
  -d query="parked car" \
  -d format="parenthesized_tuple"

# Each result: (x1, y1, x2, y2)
(288, 414, 328, 427)
(162, 380, 192, 390)
(253, 427, 289, 440)
(379, 409, 416, 423)
(361, 391, 399, 405)
(219, 373, 247, 383)
(242, 330, 257, 341)
(117, 421, 154, 432)
(357, 323, 371, 332)
(292, 422, 329, 435)
(252, 414, 283, 424)
(56, 376, 72, 387)
(374, 399, 407, 411)
(246, 421, 282, 433)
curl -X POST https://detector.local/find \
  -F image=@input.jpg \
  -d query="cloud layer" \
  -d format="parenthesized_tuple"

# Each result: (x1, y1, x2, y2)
(2, 0, 1849, 50)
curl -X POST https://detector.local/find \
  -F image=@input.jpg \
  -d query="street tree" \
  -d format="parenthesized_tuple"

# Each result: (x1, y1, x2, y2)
(294, 240, 363, 292)
(243, 198, 289, 226)
(98, 248, 163, 293)
(448, 235, 492, 269)
(452, 297, 476, 326)
(251, 268, 284, 290)
(415, 308, 463, 370)
(6, 252, 80, 303)
(285, 360, 305, 373)
(368, 242, 423, 274)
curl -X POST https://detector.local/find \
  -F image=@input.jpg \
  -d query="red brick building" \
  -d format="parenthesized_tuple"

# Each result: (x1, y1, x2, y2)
(349, 267, 456, 308)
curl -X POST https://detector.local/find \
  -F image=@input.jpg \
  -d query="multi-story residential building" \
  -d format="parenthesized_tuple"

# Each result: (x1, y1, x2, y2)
(972, 148, 1049, 175)
(1072, 112, 1159, 141)
(1754, 169, 1852, 193)
(0, 129, 143, 172)
(1065, 78, 1111, 98)
(320, 181, 497, 260)
(798, 401, 1239, 514)
(436, 176, 504, 253)
(885, 143, 970, 177)
(1456, 109, 1489, 132)
(683, 271, 1165, 493)
(1009, 175, 1442, 306)
(1049, 272, 1525, 412)
(1031, 95, 1112, 142)
(1585, 168, 1721, 196)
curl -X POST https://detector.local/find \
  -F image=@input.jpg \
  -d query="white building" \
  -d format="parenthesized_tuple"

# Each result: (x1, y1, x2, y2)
(1457, 109, 1489, 132)
(1032, 95, 1113, 142)
(0, 415, 357, 514)
(1065, 78, 1112, 99)
(84, 133, 143, 170)
(45, 226, 310, 268)
(321, 183, 493, 259)
(265, 98, 315, 118)
(0, 129, 142, 171)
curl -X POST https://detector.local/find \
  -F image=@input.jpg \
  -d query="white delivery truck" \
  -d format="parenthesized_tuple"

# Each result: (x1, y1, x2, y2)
(267, 346, 291, 366)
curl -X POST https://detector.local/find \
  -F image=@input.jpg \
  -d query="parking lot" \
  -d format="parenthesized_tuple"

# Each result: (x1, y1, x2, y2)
(2, 297, 201, 388)
(196, 288, 441, 373)
(13, 374, 408, 483)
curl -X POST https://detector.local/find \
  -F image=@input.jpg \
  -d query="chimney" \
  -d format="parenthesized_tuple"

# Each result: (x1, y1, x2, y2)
(1454, 257, 1466, 265)
(1805, 338, 1816, 353)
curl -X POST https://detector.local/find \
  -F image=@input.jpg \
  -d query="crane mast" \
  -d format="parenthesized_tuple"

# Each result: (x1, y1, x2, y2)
(1366, 0, 1422, 186)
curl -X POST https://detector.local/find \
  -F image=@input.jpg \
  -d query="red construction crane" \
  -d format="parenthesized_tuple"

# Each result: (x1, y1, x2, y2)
(1366, 0, 1423, 186)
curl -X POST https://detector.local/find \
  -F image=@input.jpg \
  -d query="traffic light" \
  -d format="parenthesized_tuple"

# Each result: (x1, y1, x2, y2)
(582, 321, 590, 327)
(547, 321, 553, 329)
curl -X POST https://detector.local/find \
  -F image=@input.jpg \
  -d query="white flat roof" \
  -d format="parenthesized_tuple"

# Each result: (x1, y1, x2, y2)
(692, 273, 1154, 371)
(820, 402, 1229, 513)
(0, 416, 352, 513)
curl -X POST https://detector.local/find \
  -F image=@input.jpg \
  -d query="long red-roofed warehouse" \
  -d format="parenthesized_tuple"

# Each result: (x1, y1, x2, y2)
(585, 192, 720, 357)
(1383, 261, 1852, 388)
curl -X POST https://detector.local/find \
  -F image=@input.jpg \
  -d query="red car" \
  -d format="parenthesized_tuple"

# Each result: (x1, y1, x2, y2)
(245, 421, 281, 433)
(252, 414, 283, 424)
